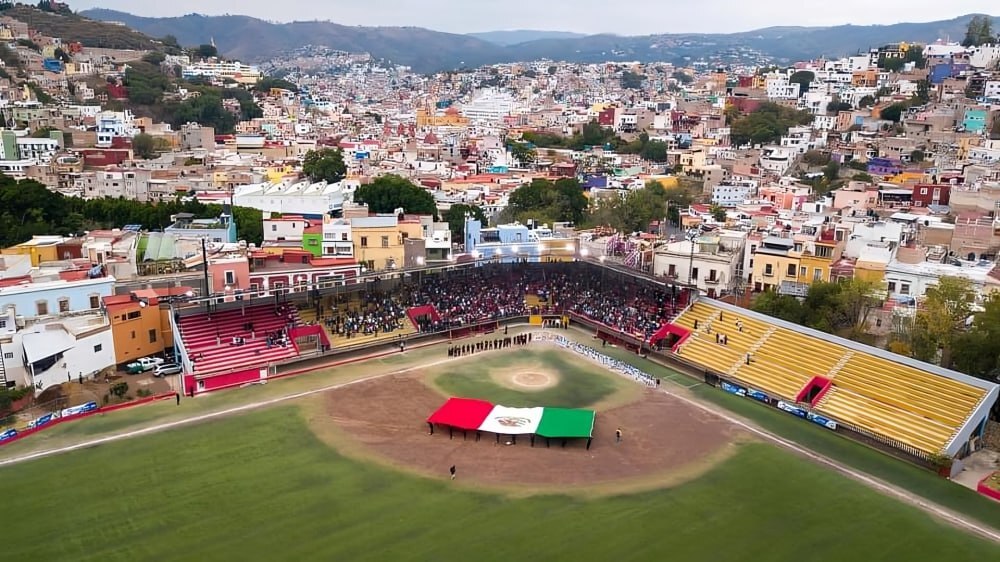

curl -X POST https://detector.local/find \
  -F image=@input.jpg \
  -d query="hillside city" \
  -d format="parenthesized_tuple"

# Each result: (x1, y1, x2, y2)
(0, 2, 999, 422)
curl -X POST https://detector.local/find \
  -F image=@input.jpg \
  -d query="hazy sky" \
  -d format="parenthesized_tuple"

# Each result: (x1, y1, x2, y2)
(74, 0, 995, 35)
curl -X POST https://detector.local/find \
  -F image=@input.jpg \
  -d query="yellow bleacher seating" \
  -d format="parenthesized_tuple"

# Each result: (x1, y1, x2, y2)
(672, 299, 990, 455)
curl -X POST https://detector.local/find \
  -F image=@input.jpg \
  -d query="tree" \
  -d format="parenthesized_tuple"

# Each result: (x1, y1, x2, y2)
(142, 51, 166, 65)
(858, 95, 876, 108)
(196, 44, 219, 59)
(503, 178, 588, 226)
(880, 103, 906, 123)
(823, 160, 840, 182)
(671, 71, 693, 85)
(878, 55, 905, 72)
(788, 71, 815, 96)
(751, 291, 805, 324)
(962, 15, 996, 47)
(441, 204, 486, 239)
(354, 175, 437, 217)
(951, 293, 1000, 381)
(908, 276, 976, 367)
(827, 100, 852, 114)
(729, 102, 814, 147)
(509, 142, 536, 167)
(132, 133, 157, 160)
(801, 150, 830, 166)
(302, 148, 347, 184)
(109, 382, 129, 400)
(256, 77, 299, 92)
(708, 204, 726, 222)
(621, 71, 645, 90)
(639, 140, 669, 163)
(910, 149, 925, 163)
(852, 172, 873, 182)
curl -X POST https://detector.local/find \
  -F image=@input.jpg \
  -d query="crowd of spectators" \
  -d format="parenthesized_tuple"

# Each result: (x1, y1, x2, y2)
(325, 292, 409, 339)
(306, 264, 685, 342)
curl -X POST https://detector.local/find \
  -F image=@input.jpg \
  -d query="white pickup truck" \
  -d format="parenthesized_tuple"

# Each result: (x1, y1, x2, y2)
(125, 356, 165, 374)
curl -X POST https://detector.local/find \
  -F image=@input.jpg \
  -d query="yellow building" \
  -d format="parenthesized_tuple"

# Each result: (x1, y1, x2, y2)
(2, 236, 65, 267)
(752, 237, 842, 292)
(415, 107, 469, 128)
(885, 171, 928, 185)
(352, 216, 408, 271)
(103, 293, 174, 366)
(264, 164, 297, 183)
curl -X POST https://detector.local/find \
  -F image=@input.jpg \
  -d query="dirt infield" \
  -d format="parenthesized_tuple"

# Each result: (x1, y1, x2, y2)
(490, 363, 560, 391)
(312, 374, 748, 494)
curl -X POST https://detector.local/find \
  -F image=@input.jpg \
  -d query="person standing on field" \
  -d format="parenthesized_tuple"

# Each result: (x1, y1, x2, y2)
(449, 465, 457, 480)
(615, 428, 623, 443)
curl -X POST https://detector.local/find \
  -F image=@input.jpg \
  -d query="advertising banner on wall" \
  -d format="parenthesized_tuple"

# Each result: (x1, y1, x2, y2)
(776, 401, 808, 419)
(747, 389, 769, 403)
(0, 428, 16, 442)
(61, 402, 98, 418)
(721, 381, 747, 397)
(807, 412, 838, 430)
(26, 412, 59, 429)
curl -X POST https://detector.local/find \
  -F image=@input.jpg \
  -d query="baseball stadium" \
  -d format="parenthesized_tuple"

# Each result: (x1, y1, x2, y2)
(1, 261, 999, 560)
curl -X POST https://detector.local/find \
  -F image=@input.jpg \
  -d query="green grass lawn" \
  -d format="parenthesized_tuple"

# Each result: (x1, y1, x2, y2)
(432, 349, 623, 408)
(2, 406, 996, 561)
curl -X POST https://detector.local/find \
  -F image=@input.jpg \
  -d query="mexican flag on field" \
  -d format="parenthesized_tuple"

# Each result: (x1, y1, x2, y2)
(428, 398, 596, 439)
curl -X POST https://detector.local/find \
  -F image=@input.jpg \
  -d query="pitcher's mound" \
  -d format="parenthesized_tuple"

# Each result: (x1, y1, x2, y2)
(491, 364, 560, 391)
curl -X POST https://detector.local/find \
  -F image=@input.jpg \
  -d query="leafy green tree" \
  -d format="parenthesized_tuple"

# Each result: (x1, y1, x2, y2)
(132, 133, 157, 160)
(142, 51, 166, 65)
(729, 102, 814, 146)
(354, 175, 437, 217)
(908, 276, 976, 367)
(256, 77, 299, 92)
(751, 291, 806, 324)
(827, 100, 852, 114)
(302, 148, 347, 184)
(671, 71, 693, 85)
(441, 204, 486, 238)
(708, 204, 726, 222)
(852, 172, 873, 182)
(801, 150, 830, 166)
(196, 44, 219, 59)
(509, 142, 536, 167)
(858, 95, 876, 108)
(951, 293, 1000, 381)
(621, 71, 645, 90)
(503, 178, 588, 226)
(878, 55, 905, 72)
(110, 382, 129, 400)
(788, 71, 814, 96)
(639, 140, 669, 163)
(962, 15, 996, 47)
(880, 103, 906, 123)
(823, 160, 840, 181)
(910, 149, 925, 162)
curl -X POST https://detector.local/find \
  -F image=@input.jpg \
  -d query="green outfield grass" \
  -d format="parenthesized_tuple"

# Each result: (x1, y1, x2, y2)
(432, 349, 625, 407)
(2, 405, 996, 561)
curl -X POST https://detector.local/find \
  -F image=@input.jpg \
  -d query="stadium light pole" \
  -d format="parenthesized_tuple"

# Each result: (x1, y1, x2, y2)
(686, 229, 698, 289)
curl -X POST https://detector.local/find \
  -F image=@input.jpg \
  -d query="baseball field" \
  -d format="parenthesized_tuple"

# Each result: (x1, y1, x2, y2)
(1, 332, 999, 560)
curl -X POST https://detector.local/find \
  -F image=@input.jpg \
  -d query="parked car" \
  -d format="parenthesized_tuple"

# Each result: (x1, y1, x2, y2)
(153, 364, 182, 377)
(125, 356, 165, 374)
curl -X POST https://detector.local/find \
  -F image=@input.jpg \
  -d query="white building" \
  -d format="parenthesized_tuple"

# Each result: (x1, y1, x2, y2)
(233, 180, 351, 216)
(182, 60, 263, 84)
(884, 260, 993, 301)
(759, 146, 796, 175)
(460, 88, 520, 122)
(322, 219, 354, 258)
(765, 76, 801, 100)
(95, 110, 140, 147)
(712, 179, 757, 207)
(0, 276, 116, 392)
(652, 230, 747, 298)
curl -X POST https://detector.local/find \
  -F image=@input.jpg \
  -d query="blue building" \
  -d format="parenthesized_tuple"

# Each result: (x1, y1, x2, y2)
(42, 58, 64, 73)
(962, 108, 988, 133)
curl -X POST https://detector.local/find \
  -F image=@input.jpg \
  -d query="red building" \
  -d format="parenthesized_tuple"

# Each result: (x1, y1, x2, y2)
(911, 183, 951, 208)
(597, 107, 616, 126)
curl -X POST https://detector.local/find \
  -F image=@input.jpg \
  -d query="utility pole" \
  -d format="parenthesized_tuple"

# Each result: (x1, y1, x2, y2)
(201, 237, 210, 314)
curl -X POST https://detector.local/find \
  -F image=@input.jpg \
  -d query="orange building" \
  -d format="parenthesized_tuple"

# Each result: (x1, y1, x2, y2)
(103, 290, 181, 365)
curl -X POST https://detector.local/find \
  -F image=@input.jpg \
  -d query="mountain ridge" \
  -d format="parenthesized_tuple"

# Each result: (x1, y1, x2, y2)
(77, 9, 1000, 73)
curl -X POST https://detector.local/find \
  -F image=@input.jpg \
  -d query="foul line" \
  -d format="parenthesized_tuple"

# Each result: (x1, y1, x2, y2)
(0, 338, 997, 544)
(651, 384, 1000, 543)
(0, 355, 460, 469)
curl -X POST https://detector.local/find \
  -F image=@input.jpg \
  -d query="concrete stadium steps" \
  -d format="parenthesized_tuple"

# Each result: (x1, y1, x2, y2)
(672, 298, 993, 456)
(328, 322, 417, 348)
(815, 386, 953, 454)
(178, 305, 301, 374)
(833, 354, 982, 427)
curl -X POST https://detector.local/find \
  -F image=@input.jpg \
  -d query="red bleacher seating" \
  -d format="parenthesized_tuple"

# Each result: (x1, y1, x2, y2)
(179, 304, 301, 374)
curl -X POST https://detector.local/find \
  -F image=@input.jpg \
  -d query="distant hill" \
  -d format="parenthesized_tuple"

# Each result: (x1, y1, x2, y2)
(468, 30, 587, 46)
(77, 9, 1000, 72)
(3, 5, 157, 50)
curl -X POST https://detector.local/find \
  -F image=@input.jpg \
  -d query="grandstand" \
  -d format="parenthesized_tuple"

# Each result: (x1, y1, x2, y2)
(671, 299, 999, 458)
(177, 304, 302, 375)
